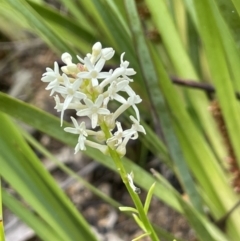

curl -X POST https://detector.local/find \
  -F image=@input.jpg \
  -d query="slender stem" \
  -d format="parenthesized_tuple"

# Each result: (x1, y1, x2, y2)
(0, 179, 5, 241)
(101, 122, 159, 241)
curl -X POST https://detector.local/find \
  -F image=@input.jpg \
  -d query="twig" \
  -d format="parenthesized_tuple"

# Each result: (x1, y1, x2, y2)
(171, 76, 240, 100)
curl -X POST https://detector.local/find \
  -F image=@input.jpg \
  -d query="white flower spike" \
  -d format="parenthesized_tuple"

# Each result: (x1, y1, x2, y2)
(41, 42, 145, 155)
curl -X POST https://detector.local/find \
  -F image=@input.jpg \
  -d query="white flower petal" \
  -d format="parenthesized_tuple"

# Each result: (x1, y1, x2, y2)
(83, 98, 94, 107)
(91, 78, 99, 87)
(97, 108, 110, 115)
(64, 127, 79, 134)
(101, 47, 115, 60)
(91, 113, 98, 128)
(95, 95, 104, 108)
(77, 72, 91, 79)
(84, 57, 94, 71)
(70, 116, 79, 129)
(77, 108, 92, 117)
(95, 58, 105, 72)
(61, 53, 72, 65)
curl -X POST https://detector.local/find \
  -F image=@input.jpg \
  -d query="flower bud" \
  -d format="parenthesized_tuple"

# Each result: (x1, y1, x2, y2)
(61, 52, 72, 65)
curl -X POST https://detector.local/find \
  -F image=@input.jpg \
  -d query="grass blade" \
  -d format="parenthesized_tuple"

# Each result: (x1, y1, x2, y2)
(194, 0, 240, 167)
(145, 0, 226, 163)
(0, 92, 182, 213)
(0, 112, 98, 241)
(0, 180, 5, 241)
(2, 189, 60, 241)
(6, 0, 74, 55)
(124, 0, 203, 213)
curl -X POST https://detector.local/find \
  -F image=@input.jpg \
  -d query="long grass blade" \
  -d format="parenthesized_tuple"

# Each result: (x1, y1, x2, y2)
(0, 92, 182, 212)
(151, 45, 240, 239)
(0, 180, 5, 241)
(124, 0, 203, 213)
(194, 0, 240, 168)
(0, 112, 98, 241)
(152, 169, 228, 241)
(2, 189, 60, 241)
(145, 0, 226, 163)
(6, 0, 74, 55)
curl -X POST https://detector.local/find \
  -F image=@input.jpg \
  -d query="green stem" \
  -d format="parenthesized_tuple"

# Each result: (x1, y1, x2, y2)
(0, 179, 5, 241)
(101, 123, 159, 241)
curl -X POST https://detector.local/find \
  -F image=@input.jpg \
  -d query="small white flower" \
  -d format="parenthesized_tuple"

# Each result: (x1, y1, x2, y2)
(64, 117, 88, 136)
(130, 115, 146, 135)
(54, 74, 86, 125)
(107, 79, 129, 103)
(77, 95, 110, 128)
(77, 56, 111, 87)
(61, 52, 77, 74)
(127, 95, 142, 121)
(99, 67, 125, 89)
(61, 52, 73, 65)
(64, 117, 88, 153)
(97, 47, 115, 67)
(54, 95, 63, 112)
(112, 95, 141, 122)
(42, 62, 62, 96)
(101, 47, 115, 61)
(41, 61, 60, 83)
(119, 53, 136, 80)
(116, 133, 132, 157)
(107, 122, 124, 147)
(75, 135, 87, 152)
(107, 120, 143, 148)
(85, 43, 115, 67)
(90, 42, 102, 64)
(99, 53, 136, 89)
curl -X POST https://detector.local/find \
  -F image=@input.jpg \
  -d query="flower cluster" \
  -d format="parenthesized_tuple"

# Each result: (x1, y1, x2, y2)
(41, 42, 146, 157)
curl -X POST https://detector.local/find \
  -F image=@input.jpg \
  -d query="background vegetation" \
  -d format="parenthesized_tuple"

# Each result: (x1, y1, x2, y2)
(1, 0, 240, 240)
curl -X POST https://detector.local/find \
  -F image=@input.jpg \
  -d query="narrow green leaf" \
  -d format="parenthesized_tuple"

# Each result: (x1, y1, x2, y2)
(152, 169, 229, 241)
(185, 0, 240, 92)
(0, 180, 5, 241)
(187, 14, 201, 75)
(105, 0, 130, 35)
(132, 214, 146, 232)
(6, 0, 74, 55)
(145, 0, 227, 164)
(144, 183, 156, 214)
(194, 0, 240, 167)
(150, 45, 240, 239)
(0, 92, 182, 213)
(124, 0, 203, 213)
(89, 0, 133, 54)
(78, 0, 143, 79)
(21, 124, 184, 241)
(231, 0, 240, 17)
(57, 0, 90, 28)
(26, 0, 95, 46)
(21, 127, 121, 210)
(0, 112, 98, 241)
(2, 189, 60, 241)
(215, 5, 240, 92)
(132, 232, 150, 241)
(119, 207, 138, 213)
